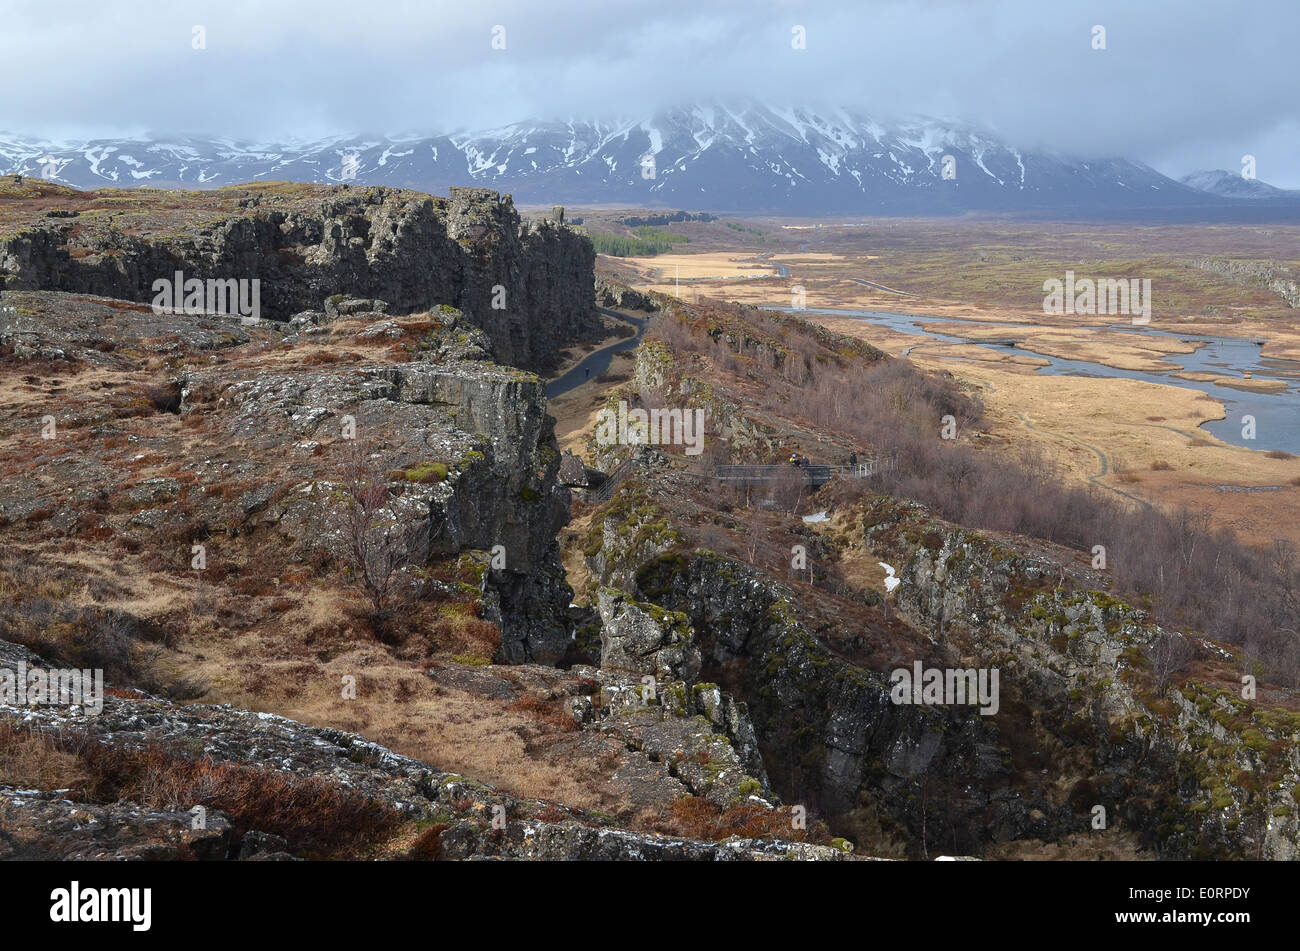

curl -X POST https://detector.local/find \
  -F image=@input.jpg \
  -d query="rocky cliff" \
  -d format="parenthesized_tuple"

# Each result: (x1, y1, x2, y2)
(0, 290, 573, 664)
(0, 178, 600, 370)
(0, 640, 849, 861)
(578, 474, 1300, 858)
(861, 497, 1300, 860)
(586, 499, 1001, 855)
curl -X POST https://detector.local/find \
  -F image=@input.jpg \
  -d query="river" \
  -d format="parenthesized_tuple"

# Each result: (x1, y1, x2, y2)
(772, 306, 1300, 454)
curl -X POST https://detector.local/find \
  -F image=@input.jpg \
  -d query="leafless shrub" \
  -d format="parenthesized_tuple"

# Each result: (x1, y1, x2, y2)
(320, 443, 426, 641)
(768, 464, 807, 515)
(647, 298, 1300, 684)
(1146, 632, 1197, 697)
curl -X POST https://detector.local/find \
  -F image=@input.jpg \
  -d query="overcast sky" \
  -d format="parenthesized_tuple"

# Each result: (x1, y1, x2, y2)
(4, 0, 1299, 185)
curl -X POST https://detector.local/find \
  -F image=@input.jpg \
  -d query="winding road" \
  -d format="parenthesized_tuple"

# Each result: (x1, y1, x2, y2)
(845, 277, 919, 298)
(545, 307, 647, 400)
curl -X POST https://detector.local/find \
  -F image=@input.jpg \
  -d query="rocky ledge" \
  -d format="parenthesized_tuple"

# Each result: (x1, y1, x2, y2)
(0, 178, 601, 370)
(0, 642, 855, 861)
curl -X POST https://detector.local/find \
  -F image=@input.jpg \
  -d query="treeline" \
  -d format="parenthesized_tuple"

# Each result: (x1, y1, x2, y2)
(616, 211, 716, 227)
(591, 227, 690, 257)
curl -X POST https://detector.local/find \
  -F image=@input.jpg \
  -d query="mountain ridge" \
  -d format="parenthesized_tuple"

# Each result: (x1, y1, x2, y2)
(1179, 168, 1299, 200)
(4, 103, 1299, 216)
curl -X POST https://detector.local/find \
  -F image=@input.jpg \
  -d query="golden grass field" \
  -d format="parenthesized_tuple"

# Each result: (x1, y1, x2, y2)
(603, 218, 1300, 547)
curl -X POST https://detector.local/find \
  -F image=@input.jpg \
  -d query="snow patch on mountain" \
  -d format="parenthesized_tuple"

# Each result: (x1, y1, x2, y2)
(1, 101, 1280, 214)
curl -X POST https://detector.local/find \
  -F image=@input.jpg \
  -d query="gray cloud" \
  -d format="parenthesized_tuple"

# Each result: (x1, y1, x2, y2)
(3, 0, 1298, 185)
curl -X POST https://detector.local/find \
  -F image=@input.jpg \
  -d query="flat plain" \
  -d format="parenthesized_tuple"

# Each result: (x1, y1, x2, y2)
(590, 213, 1300, 547)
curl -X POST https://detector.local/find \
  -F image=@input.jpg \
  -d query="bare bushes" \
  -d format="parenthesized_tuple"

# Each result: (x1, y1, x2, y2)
(318, 443, 427, 641)
(651, 301, 1300, 685)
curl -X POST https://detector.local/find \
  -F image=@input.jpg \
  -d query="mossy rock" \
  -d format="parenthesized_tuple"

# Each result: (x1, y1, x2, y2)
(400, 461, 448, 483)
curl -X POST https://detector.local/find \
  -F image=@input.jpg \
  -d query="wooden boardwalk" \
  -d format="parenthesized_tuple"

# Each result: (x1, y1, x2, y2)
(586, 453, 895, 501)
(715, 456, 893, 488)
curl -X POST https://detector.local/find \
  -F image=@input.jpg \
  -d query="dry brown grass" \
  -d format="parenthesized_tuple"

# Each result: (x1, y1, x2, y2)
(0, 721, 90, 791)
(0, 720, 403, 858)
(509, 694, 580, 732)
(83, 742, 402, 857)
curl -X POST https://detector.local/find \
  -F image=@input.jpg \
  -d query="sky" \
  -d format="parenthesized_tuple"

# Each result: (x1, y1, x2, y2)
(3, 0, 1299, 186)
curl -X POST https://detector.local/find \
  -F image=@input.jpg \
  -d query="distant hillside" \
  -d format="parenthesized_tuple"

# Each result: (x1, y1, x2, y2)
(6, 102, 1300, 217)
(1180, 169, 1299, 200)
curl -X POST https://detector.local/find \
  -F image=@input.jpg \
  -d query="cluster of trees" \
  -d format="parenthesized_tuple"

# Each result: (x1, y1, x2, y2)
(590, 227, 690, 257)
(651, 301, 1300, 686)
(616, 211, 715, 227)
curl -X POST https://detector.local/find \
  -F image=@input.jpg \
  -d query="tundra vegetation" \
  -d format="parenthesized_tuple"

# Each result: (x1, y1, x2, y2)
(3, 175, 1300, 861)
(644, 298, 1299, 686)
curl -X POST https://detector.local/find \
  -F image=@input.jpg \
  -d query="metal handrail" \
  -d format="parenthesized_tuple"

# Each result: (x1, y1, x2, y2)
(588, 456, 642, 503)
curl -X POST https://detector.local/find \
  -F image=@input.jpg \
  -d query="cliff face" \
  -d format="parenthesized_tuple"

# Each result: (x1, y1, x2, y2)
(598, 539, 1002, 856)
(0, 639, 850, 861)
(0, 291, 574, 665)
(860, 497, 1300, 860)
(0, 182, 599, 370)
(577, 465, 1300, 859)
(184, 355, 575, 665)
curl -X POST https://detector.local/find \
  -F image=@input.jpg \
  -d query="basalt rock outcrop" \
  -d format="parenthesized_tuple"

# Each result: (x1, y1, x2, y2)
(0, 642, 849, 861)
(0, 291, 574, 664)
(596, 589, 702, 684)
(0, 181, 600, 370)
(581, 481, 1005, 854)
(859, 496, 1300, 860)
(183, 353, 575, 664)
(595, 277, 656, 312)
(571, 663, 775, 810)
(630, 548, 1006, 854)
(578, 466, 1300, 858)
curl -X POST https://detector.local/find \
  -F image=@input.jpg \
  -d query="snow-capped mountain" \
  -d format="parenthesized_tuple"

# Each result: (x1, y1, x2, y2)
(1, 103, 1289, 214)
(1179, 169, 1299, 200)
